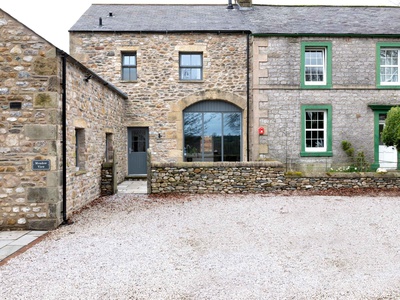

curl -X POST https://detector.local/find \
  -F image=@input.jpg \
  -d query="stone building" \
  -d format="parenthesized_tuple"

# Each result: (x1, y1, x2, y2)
(0, 9, 127, 230)
(70, 1, 400, 173)
(248, 5, 400, 172)
(3, 1, 400, 229)
(70, 3, 251, 176)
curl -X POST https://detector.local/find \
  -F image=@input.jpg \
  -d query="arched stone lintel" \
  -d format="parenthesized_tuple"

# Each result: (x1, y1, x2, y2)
(170, 89, 248, 162)
(177, 89, 246, 112)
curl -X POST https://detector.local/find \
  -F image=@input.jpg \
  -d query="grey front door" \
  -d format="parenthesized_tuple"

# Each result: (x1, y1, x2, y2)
(128, 127, 149, 175)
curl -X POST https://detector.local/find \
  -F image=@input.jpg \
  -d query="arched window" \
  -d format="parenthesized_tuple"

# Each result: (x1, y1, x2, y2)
(183, 101, 242, 162)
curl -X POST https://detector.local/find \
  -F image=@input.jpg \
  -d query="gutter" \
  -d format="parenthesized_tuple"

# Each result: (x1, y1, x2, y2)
(61, 53, 68, 224)
(69, 30, 251, 35)
(246, 33, 250, 161)
(57, 49, 127, 225)
(251, 33, 400, 38)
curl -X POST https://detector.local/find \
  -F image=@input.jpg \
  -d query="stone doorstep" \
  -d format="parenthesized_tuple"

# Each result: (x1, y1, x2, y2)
(117, 180, 148, 194)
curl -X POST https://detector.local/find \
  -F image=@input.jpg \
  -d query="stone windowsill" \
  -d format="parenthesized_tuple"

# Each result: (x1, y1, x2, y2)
(178, 80, 204, 83)
(120, 80, 138, 83)
(74, 170, 87, 176)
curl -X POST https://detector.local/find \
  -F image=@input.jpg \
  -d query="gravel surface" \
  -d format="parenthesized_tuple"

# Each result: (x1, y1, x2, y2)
(1, 193, 400, 299)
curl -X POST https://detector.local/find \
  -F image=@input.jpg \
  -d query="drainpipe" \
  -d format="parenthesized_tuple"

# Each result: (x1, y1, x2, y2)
(61, 53, 68, 224)
(246, 33, 250, 161)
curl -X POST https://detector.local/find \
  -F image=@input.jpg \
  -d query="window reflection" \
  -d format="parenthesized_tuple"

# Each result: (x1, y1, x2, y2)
(184, 112, 241, 162)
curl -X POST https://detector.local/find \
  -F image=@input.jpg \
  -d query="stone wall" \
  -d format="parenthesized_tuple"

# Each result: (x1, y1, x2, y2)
(70, 32, 249, 163)
(0, 9, 128, 230)
(150, 161, 400, 194)
(0, 10, 63, 230)
(151, 161, 284, 193)
(65, 58, 127, 215)
(251, 36, 400, 171)
(100, 163, 113, 196)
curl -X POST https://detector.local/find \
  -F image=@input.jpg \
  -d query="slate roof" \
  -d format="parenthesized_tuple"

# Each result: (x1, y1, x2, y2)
(69, 4, 400, 36)
(245, 6, 400, 35)
(69, 4, 249, 32)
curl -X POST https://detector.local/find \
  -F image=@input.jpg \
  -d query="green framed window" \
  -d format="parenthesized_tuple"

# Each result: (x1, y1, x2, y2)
(121, 52, 137, 81)
(301, 42, 332, 89)
(376, 43, 400, 88)
(301, 105, 332, 157)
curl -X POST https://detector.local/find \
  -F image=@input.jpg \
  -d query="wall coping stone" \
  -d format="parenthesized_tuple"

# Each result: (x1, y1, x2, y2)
(288, 171, 400, 179)
(152, 161, 284, 168)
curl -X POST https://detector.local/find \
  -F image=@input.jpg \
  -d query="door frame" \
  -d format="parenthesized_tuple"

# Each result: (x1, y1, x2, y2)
(127, 127, 149, 176)
(369, 105, 400, 170)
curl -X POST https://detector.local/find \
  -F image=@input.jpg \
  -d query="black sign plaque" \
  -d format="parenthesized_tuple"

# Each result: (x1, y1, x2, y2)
(32, 160, 51, 171)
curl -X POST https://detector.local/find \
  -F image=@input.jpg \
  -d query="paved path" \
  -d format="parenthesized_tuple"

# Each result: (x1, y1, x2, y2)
(0, 231, 47, 262)
(116, 179, 147, 194)
(0, 180, 147, 263)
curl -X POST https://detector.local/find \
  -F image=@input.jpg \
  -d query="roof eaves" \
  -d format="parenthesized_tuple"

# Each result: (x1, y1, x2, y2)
(251, 32, 400, 38)
(57, 49, 128, 100)
(69, 29, 251, 34)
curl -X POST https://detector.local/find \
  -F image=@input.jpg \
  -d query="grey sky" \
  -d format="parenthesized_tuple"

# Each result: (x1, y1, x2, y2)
(1, 0, 397, 52)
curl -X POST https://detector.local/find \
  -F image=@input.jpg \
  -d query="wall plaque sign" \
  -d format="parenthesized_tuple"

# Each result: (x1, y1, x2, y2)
(32, 160, 51, 171)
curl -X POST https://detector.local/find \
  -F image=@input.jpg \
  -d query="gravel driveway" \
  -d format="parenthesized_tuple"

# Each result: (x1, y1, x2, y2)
(1, 193, 400, 299)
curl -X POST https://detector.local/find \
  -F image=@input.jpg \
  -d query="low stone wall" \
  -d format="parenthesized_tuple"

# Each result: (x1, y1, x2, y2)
(285, 172, 400, 190)
(150, 161, 400, 194)
(151, 161, 284, 194)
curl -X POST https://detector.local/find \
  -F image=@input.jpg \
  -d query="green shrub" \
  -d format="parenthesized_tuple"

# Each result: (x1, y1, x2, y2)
(382, 106, 400, 151)
(339, 140, 370, 172)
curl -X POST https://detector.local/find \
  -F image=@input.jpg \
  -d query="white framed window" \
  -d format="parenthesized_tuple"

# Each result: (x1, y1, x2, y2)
(301, 42, 332, 89)
(179, 53, 203, 81)
(380, 48, 400, 85)
(305, 110, 327, 152)
(304, 48, 326, 85)
(301, 105, 333, 157)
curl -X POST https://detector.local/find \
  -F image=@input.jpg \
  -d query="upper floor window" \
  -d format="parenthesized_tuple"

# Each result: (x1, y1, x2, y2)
(179, 53, 203, 81)
(121, 53, 137, 81)
(377, 43, 400, 87)
(301, 42, 332, 89)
